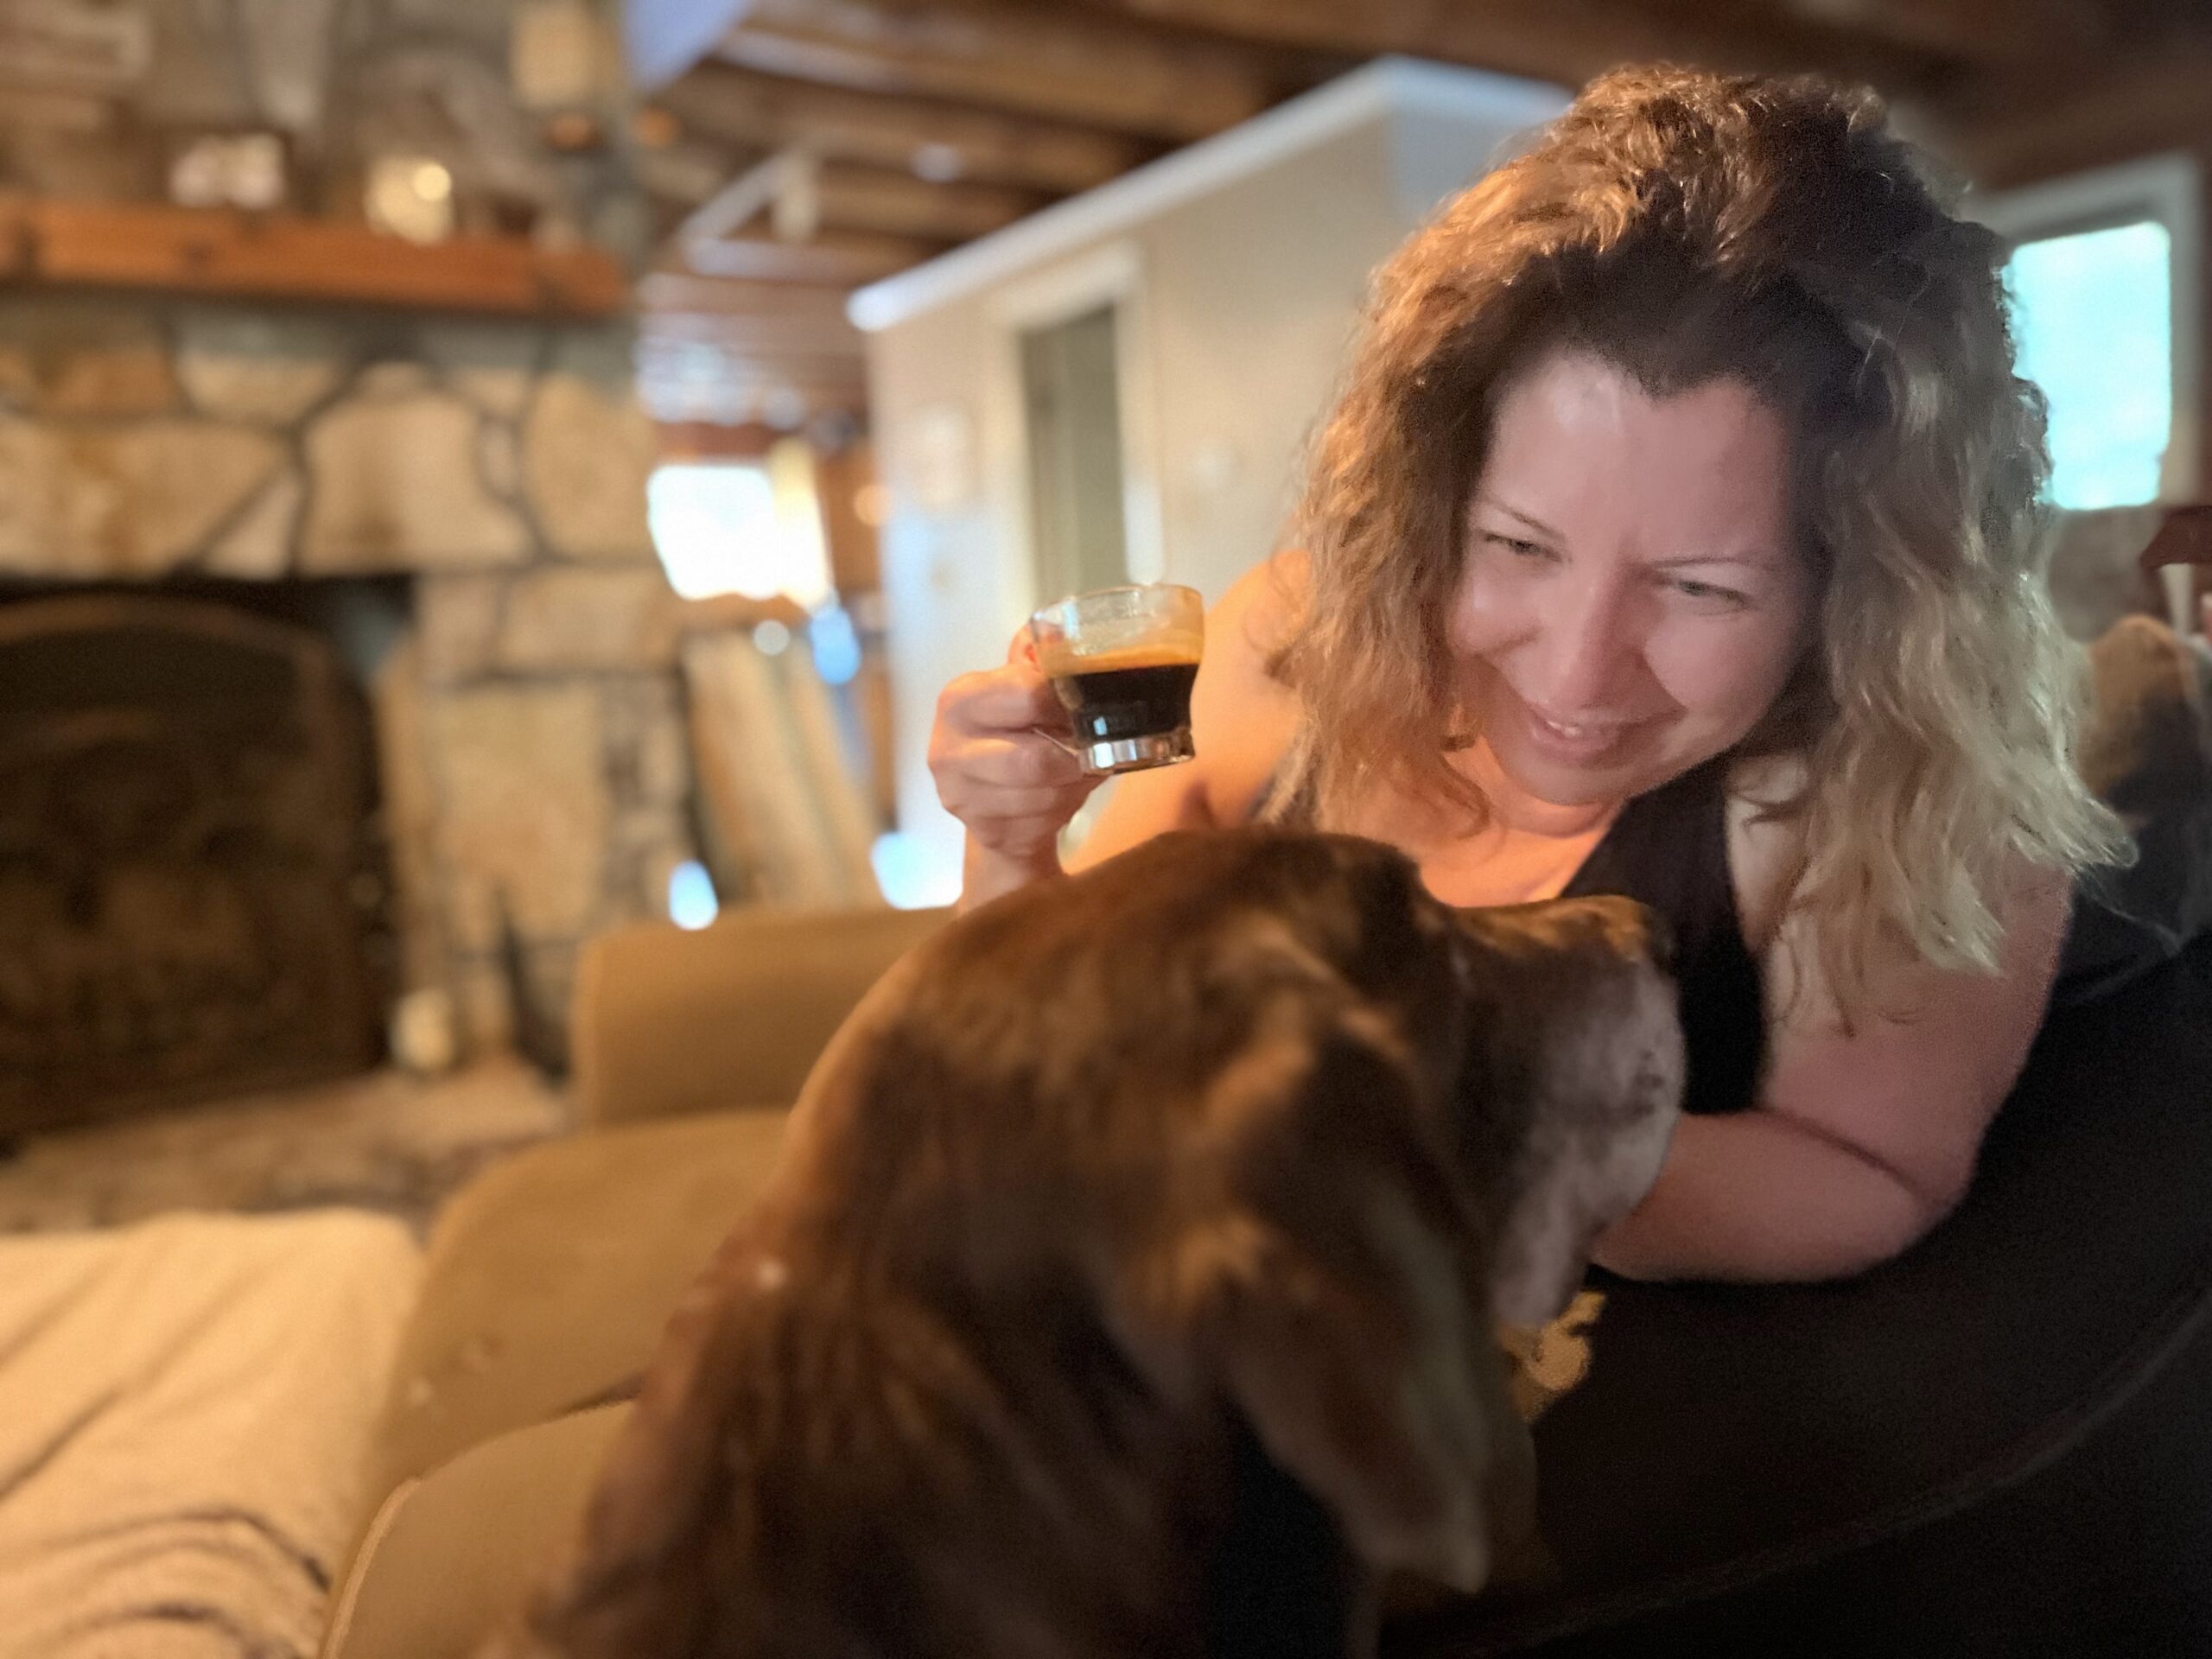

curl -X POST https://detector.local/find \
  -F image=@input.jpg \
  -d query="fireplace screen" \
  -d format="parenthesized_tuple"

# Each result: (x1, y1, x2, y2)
(0, 596, 385, 1137)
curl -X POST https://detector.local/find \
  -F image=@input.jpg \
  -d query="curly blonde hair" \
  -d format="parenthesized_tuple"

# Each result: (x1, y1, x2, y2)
(1274, 64, 2125, 1008)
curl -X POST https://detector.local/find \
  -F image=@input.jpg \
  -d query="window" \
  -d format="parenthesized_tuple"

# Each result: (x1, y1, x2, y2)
(2008, 222, 2173, 509)
(645, 442, 834, 607)
(1978, 154, 2202, 511)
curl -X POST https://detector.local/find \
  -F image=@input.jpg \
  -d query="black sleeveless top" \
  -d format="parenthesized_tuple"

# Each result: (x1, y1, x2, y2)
(1559, 755, 1766, 1118)
(1259, 754, 1767, 1118)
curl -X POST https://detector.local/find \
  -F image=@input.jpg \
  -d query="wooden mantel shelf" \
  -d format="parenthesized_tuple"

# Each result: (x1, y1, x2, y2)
(0, 195, 629, 320)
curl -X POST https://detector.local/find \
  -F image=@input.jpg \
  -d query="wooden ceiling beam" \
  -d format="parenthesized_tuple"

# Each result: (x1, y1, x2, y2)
(1034, 0, 1954, 95)
(715, 0, 1291, 140)
(1766, 0, 2113, 67)
(671, 225, 946, 285)
(632, 138, 753, 207)
(637, 360, 871, 425)
(638, 348, 869, 404)
(637, 289, 867, 385)
(654, 65, 1151, 194)
(1930, 44, 2212, 186)
(633, 308, 869, 420)
(638, 271, 870, 321)
(641, 315, 867, 365)
(812, 161, 1040, 241)
(658, 146, 1035, 270)
(636, 283, 868, 411)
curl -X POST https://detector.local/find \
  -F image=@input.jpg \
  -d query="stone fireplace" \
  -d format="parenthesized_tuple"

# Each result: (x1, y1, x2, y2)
(0, 291, 701, 1130)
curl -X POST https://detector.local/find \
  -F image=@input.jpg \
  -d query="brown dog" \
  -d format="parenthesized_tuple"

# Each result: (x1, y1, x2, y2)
(504, 828, 1681, 1659)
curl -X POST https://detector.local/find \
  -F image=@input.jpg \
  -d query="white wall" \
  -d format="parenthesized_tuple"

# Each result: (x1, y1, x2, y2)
(857, 60, 1568, 903)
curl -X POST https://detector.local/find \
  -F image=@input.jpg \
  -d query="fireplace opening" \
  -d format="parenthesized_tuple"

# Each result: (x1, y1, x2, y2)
(0, 582, 404, 1137)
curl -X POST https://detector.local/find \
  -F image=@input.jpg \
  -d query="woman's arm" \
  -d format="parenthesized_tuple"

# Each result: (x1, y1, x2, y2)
(1594, 801, 2073, 1283)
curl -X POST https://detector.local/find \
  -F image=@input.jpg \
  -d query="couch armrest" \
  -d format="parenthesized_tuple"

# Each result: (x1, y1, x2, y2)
(569, 904, 950, 1128)
(324, 1404, 630, 1659)
(364, 1109, 787, 1512)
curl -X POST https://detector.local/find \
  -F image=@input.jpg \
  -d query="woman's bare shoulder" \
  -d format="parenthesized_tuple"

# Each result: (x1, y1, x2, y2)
(1191, 555, 1307, 819)
(1724, 750, 1812, 951)
(1196, 556, 1305, 709)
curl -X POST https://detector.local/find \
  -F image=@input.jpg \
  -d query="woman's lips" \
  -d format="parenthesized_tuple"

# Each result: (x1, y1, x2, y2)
(1511, 695, 1646, 764)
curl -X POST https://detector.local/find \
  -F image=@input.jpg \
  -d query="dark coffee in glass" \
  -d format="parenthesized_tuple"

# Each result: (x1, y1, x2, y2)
(1029, 584, 1205, 775)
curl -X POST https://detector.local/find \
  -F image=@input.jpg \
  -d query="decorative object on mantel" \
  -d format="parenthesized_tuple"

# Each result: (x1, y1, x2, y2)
(168, 130, 291, 213)
(0, 0, 645, 276)
(0, 193, 626, 315)
(363, 151, 459, 244)
(345, 44, 570, 241)
(512, 0, 622, 153)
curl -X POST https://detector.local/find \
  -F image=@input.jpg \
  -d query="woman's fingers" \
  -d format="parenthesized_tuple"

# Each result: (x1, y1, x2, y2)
(951, 734, 1086, 788)
(930, 649, 1098, 855)
(934, 747, 1092, 821)
(938, 661, 1065, 737)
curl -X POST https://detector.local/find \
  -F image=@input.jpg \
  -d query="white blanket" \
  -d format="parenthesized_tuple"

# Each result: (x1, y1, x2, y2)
(0, 1211, 422, 1659)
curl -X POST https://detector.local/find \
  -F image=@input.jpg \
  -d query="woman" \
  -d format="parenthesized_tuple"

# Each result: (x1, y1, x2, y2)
(928, 66, 2126, 1287)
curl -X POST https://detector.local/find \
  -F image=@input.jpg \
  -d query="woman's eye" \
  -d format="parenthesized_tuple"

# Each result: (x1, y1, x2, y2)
(1485, 533, 1553, 561)
(1669, 576, 1750, 607)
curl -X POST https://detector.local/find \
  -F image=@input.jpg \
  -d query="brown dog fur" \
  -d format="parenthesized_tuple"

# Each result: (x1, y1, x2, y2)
(499, 828, 1681, 1659)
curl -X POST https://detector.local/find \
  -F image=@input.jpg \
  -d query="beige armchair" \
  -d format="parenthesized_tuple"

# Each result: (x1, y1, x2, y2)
(322, 903, 950, 1659)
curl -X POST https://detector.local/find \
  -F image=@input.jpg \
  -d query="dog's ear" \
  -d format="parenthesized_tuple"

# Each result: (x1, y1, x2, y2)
(1116, 1002, 1534, 1594)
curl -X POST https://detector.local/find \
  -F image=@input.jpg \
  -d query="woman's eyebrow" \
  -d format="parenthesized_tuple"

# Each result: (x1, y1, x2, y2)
(1472, 498, 1562, 539)
(1646, 550, 1783, 573)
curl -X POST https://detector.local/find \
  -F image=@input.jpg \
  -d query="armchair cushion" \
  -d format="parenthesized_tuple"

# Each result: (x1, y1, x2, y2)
(569, 905, 949, 1129)
(363, 1109, 786, 1513)
(323, 1404, 630, 1659)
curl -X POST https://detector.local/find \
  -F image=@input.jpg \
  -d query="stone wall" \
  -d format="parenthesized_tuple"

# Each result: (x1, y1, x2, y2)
(0, 292, 699, 1061)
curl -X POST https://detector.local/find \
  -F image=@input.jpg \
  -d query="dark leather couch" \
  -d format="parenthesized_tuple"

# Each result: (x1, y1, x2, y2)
(1397, 928, 2212, 1658)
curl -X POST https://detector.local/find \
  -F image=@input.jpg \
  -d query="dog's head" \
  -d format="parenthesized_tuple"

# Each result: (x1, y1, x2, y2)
(920, 830, 1682, 1597)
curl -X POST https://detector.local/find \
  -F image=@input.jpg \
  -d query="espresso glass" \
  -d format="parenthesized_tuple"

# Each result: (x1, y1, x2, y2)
(1028, 583, 1205, 775)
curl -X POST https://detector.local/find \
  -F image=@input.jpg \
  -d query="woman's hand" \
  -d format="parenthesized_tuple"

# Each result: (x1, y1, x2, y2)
(930, 631, 1103, 908)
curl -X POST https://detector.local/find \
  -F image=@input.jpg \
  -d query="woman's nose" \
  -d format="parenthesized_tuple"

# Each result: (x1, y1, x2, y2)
(1522, 576, 1637, 709)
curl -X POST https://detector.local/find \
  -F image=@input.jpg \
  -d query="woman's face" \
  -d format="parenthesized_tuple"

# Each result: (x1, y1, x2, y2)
(1449, 349, 1815, 808)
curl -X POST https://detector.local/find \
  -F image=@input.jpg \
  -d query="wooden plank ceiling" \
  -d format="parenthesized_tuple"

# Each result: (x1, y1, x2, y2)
(635, 0, 2212, 428)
